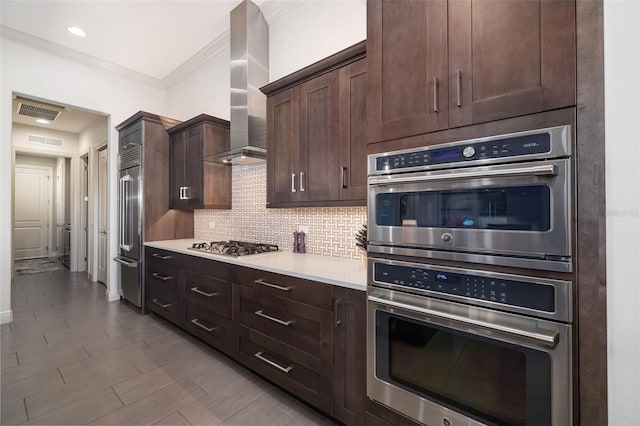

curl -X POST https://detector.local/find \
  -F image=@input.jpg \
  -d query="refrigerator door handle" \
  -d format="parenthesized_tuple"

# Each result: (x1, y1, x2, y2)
(113, 256, 138, 267)
(119, 174, 133, 251)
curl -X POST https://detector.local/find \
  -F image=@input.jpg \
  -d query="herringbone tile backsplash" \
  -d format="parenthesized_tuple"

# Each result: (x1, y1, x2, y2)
(195, 163, 368, 259)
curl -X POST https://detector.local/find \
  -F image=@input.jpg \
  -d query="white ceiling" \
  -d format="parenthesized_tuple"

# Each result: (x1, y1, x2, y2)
(0, 0, 262, 80)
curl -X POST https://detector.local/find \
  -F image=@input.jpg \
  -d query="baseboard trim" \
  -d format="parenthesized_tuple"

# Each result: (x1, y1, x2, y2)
(0, 310, 14, 324)
(106, 289, 121, 302)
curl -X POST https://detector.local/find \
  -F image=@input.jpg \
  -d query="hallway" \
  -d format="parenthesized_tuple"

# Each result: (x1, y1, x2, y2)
(1, 270, 335, 425)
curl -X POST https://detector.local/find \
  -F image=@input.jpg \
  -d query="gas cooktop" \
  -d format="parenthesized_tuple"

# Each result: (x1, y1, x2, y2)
(189, 240, 279, 256)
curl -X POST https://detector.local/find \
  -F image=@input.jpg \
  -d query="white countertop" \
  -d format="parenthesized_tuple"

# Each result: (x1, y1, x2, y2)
(144, 239, 367, 291)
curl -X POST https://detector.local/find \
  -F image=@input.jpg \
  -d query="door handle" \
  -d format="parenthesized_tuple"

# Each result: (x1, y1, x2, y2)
(291, 173, 296, 193)
(113, 256, 137, 267)
(334, 298, 343, 327)
(369, 164, 558, 186)
(433, 76, 439, 113)
(456, 69, 462, 107)
(341, 167, 348, 188)
(299, 172, 305, 192)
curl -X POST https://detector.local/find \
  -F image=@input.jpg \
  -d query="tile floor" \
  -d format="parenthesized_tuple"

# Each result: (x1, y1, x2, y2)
(1, 269, 337, 425)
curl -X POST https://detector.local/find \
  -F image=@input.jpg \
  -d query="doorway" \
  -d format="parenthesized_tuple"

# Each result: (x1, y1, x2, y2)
(13, 165, 53, 259)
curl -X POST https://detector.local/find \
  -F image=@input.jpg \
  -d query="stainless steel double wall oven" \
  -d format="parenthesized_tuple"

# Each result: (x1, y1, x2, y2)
(366, 126, 574, 426)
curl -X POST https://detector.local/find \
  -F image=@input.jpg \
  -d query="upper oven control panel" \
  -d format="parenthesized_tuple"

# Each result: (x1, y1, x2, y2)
(371, 260, 572, 321)
(368, 125, 571, 175)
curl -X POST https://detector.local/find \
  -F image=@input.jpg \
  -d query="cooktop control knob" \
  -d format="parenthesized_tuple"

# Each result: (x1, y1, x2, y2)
(462, 146, 476, 158)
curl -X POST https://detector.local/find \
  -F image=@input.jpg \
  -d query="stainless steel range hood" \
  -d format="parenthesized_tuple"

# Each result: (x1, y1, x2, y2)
(218, 0, 269, 164)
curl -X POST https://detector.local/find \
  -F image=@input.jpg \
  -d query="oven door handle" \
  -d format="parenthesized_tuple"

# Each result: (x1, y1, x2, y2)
(368, 164, 557, 186)
(369, 295, 559, 348)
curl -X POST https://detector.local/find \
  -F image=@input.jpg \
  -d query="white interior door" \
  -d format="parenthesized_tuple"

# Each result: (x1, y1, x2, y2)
(14, 166, 52, 259)
(98, 148, 108, 284)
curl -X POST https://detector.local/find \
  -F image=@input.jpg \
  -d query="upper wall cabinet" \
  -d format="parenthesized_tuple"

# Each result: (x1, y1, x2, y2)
(367, 0, 449, 144)
(262, 42, 367, 208)
(367, 0, 576, 144)
(168, 114, 232, 210)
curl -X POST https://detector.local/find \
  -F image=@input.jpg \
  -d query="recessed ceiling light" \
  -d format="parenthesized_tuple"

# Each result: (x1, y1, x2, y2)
(36, 119, 50, 124)
(67, 26, 86, 37)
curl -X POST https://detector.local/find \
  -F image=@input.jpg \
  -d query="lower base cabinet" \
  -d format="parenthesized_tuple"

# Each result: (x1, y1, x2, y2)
(144, 248, 367, 425)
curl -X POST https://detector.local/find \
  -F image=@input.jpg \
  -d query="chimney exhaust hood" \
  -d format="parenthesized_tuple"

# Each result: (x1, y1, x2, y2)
(218, 0, 269, 165)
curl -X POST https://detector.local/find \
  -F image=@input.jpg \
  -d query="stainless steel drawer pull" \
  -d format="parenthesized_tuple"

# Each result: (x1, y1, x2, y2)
(152, 253, 173, 260)
(191, 318, 218, 332)
(190, 287, 218, 297)
(334, 299, 342, 327)
(253, 279, 292, 292)
(152, 272, 174, 281)
(254, 310, 293, 326)
(151, 299, 172, 309)
(254, 351, 293, 373)
(456, 69, 462, 107)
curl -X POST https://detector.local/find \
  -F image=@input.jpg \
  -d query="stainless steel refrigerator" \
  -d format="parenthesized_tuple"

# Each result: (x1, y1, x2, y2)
(114, 146, 143, 307)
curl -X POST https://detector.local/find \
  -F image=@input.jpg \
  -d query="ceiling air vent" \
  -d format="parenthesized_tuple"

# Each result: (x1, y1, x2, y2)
(27, 134, 64, 148)
(16, 98, 64, 121)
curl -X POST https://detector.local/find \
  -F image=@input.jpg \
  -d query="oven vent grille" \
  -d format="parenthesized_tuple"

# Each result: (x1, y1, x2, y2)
(27, 134, 64, 148)
(16, 99, 64, 121)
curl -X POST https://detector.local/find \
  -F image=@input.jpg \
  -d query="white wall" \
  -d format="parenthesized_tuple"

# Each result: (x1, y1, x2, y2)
(605, 1, 640, 424)
(0, 38, 168, 323)
(166, 0, 366, 119)
(12, 123, 79, 154)
(79, 116, 108, 280)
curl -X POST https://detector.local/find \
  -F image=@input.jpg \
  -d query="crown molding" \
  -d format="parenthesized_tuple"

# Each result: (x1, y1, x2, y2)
(1, 24, 165, 89)
(162, 30, 230, 89)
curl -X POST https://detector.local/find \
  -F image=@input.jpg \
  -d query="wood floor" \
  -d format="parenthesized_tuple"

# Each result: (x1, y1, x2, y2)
(1, 269, 337, 425)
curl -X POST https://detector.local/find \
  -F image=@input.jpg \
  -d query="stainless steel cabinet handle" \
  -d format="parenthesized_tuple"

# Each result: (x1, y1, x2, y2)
(433, 76, 439, 113)
(334, 299, 342, 327)
(254, 310, 293, 326)
(151, 272, 173, 281)
(369, 295, 559, 347)
(152, 253, 173, 260)
(291, 173, 296, 193)
(369, 164, 557, 186)
(456, 69, 462, 107)
(179, 187, 184, 200)
(254, 351, 293, 373)
(183, 186, 190, 200)
(253, 279, 292, 292)
(299, 172, 305, 192)
(151, 299, 172, 309)
(190, 287, 218, 297)
(191, 318, 218, 332)
(341, 167, 348, 188)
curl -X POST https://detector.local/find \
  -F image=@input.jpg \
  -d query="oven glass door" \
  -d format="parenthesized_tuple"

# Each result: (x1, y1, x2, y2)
(367, 158, 571, 259)
(375, 310, 551, 426)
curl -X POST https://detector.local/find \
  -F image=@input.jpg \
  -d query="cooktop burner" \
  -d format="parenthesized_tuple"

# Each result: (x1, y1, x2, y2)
(189, 240, 279, 256)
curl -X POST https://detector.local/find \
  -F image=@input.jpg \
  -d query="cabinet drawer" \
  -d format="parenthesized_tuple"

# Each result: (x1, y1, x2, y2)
(233, 286, 332, 361)
(184, 302, 234, 354)
(146, 261, 179, 291)
(235, 267, 332, 310)
(146, 248, 181, 267)
(183, 270, 232, 318)
(147, 283, 180, 323)
(236, 325, 332, 413)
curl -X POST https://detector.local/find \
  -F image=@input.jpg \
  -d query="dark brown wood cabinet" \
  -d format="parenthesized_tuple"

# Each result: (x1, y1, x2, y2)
(367, 0, 576, 143)
(233, 266, 334, 413)
(262, 42, 367, 207)
(448, 0, 576, 128)
(145, 248, 368, 426)
(367, 0, 449, 144)
(333, 287, 367, 426)
(168, 114, 232, 210)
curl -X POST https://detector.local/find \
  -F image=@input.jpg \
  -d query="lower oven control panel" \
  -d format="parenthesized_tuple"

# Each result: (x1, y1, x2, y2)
(373, 262, 555, 313)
